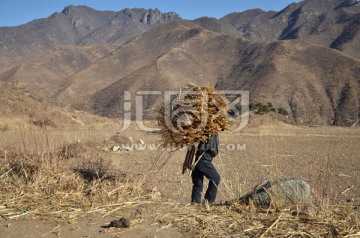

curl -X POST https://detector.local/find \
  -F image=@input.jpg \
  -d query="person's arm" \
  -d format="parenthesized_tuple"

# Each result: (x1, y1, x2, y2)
(197, 133, 218, 157)
(207, 133, 219, 157)
(196, 141, 207, 156)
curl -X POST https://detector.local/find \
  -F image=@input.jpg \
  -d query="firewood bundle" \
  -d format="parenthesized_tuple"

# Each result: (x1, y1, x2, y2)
(157, 84, 230, 147)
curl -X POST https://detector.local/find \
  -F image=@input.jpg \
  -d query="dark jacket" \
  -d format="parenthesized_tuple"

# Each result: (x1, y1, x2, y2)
(195, 133, 219, 162)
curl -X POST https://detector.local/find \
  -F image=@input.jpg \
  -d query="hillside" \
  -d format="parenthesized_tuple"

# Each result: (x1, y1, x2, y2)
(216, 40, 360, 126)
(0, 82, 110, 130)
(0, 6, 180, 71)
(90, 39, 360, 126)
(220, 0, 360, 59)
(87, 25, 240, 117)
(0, 44, 117, 91)
(37, 20, 225, 104)
(192, 17, 242, 37)
(74, 21, 359, 126)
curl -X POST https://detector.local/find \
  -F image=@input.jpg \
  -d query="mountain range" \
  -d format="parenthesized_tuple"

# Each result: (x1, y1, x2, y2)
(220, 0, 360, 59)
(0, 6, 180, 71)
(0, 0, 359, 126)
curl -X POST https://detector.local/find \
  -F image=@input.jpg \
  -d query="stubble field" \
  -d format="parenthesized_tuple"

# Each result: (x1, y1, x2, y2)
(0, 123, 359, 237)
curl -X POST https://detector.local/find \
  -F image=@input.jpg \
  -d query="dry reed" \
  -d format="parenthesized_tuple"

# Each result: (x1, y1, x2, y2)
(151, 201, 359, 237)
(0, 149, 151, 221)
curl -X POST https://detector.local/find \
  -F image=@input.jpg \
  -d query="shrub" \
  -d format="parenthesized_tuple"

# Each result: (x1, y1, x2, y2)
(32, 118, 56, 128)
(250, 102, 276, 115)
(229, 102, 290, 117)
(277, 107, 289, 116)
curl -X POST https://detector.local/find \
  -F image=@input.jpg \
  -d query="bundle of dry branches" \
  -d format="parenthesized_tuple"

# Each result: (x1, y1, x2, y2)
(157, 84, 230, 147)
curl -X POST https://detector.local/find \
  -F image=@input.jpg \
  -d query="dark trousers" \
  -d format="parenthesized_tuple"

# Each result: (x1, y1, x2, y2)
(191, 159, 220, 204)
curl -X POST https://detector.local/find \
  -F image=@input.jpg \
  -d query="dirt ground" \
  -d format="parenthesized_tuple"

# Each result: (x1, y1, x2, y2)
(107, 126, 360, 205)
(1, 125, 360, 237)
(0, 215, 185, 238)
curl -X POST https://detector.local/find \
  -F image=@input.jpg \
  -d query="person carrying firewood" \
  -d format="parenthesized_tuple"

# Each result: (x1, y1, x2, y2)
(157, 84, 230, 205)
(191, 125, 223, 205)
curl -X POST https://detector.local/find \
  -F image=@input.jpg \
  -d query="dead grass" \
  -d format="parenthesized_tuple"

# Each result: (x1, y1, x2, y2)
(0, 121, 148, 223)
(0, 146, 150, 222)
(143, 126, 360, 237)
(151, 202, 359, 237)
(0, 125, 359, 237)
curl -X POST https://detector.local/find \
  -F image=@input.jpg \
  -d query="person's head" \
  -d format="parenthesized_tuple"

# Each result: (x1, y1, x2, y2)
(216, 125, 223, 132)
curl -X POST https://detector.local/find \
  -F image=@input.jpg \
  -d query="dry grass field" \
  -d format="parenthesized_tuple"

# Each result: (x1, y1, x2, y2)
(0, 121, 359, 237)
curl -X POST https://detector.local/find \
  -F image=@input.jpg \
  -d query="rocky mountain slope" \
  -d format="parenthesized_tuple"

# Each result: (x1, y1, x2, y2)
(0, 6, 180, 71)
(86, 29, 360, 126)
(215, 40, 360, 126)
(220, 0, 360, 59)
(0, 44, 117, 91)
